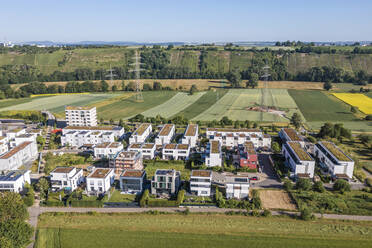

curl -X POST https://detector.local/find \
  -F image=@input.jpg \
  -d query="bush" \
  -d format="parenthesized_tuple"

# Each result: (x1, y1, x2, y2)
(271, 142, 281, 154)
(147, 199, 178, 207)
(333, 179, 351, 193)
(262, 209, 272, 217)
(176, 190, 185, 205)
(22, 183, 34, 207)
(366, 178, 372, 187)
(283, 179, 293, 191)
(313, 181, 325, 193)
(139, 189, 149, 207)
(300, 207, 313, 221)
(296, 178, 312, 191)
(251, 210, 260, 217)
(69, 200, 103, 208)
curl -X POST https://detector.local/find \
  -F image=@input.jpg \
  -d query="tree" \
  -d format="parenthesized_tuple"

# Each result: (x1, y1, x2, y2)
(35, 178, 49, 200)
(189, 84, 197, 95)
(109, 118, 114, 125)
(22, 183, 35, 207)
(100, 80, 109, 92)
(333, 179, 351, 193)
(300, 207, 313, 221)
(246, 73, 259, 88)
(176, 190, 185, 205)
(313, 181, 325, 193)
(271, 142, 281, 154)
(226, 70, 241, 88)
(296, 178, 312, 191)
(139, 189, 149, 207)
(153, 82, 162, 91)
(290, 113, 302, 130)
(111, 85, 117, 92)
(143, 83, 152, 91)
(283, 179, 293, 191)
(118, 119, 124, 127)
(0, 193, 28, 222)
(323, 81, 333, 91)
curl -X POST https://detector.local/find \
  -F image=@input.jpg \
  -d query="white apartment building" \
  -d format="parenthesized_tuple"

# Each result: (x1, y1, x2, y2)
(182, 124, 198, 148)
(279, 128, 305, 148)
(86, 168, 115, 195)
(0, 170, 31, 193)
(93, 142, 123, 159)
(162, 144, 190, 160)
(50, 167, 84, 192)
(65, 106, 97, 127)
(0, 141, 38, 171)
(127, 143, 156, 159)
(120, 170, 146, 194)
(10, 134, 37, 148)
(6, 128, 26, 140)
(155, 124, 175, 146)
(129, 123, 152, 144)
(225, 175, 250, 199)
(0, 136, 9, 155)
(314, 141, 355, 179)
(282, 141, 315, 178)
(190, 170, 212, 196)
(205, 141, 222, 167)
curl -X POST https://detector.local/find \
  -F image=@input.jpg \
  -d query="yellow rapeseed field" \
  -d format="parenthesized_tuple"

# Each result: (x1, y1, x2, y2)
(332, 93, 372, 114)
(30, 93, 89, 98)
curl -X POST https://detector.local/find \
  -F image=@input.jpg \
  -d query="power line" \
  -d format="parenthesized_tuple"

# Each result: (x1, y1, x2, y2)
(129, 50, 145, 102)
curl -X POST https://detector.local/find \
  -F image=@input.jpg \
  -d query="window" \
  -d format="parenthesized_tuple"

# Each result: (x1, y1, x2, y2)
(168, 177, 172, 182)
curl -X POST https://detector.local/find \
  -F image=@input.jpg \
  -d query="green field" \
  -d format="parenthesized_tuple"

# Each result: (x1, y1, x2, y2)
(35, 212, 372, 248)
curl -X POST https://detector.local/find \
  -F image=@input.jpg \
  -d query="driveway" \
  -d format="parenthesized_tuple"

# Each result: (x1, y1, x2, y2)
(252, 153, 282, 188)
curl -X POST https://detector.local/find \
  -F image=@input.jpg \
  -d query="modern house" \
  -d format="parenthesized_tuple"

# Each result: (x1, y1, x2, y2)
(93, 142, 123, 159)
(225, 175, 250, 199)
(279, 128, 305, 147)
(86, 168, 115, 195)
(151, 169, 181, 196)
(181, 124, 199, 148)
(127, 143, 156, 159)
(237, 141, 258, 169)
(109, 151, 143, 175)
(0, 141, 38, 171)
(190, 170, 212, 196)
(6, 128, 26, 140)
(282, 141, 315, 178)
(65, 106, 97, 127)
(0, 136, 9, 155)
(155, 124, 175, 146)
(50, 167, 84, 192)
(314, 141, 354, 180)
(10, 133, 37, 148)
(119, 169, 146, 194)
(162, 144, 190, 160)
(205, 141, 222, 167)
(0, 170, 31, 193)
(129, 123, 152, 144)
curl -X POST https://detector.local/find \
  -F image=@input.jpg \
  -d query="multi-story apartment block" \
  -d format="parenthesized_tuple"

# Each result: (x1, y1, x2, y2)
(0, 141, 38, 171)
(279, 128, 305, 147)
(162, 144, 190, 160)
(205, 141, 222, 167)
(86, 168, 115, 195)
(10, 133, 37, 148)
(314, 141, 354, 179)
(50, 167, 84, 192)
(6, 128, 26, 140)
(181, 124, 198, 148)
(93, 142, 123, 159)
(151, 169, 180, 196)
(225, 175, 250, 199)
(65, 106, 97, 127)
(190, 170, 212, 196)
(109, 151, 143, 175)
(237, 141, 258, 169)
(129, 123, 152, 144)
(0, 170, 31, 193)
(127, 143, 156, 159)
(282, 141, 315, 178)
(155, 124, 175, 146)
(0, 136, 9, 155)
(119, 169, 146, 194)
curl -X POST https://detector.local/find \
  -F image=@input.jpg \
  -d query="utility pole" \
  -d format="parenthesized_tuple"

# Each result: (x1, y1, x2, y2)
(129, 50, 144, 102)
(105, 64, 116, 86)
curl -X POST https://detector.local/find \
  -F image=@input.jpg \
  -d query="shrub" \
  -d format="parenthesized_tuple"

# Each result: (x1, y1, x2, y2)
(262, 209, 272, 217)
(271, 142, 281, 154)
(283, 179, 293, 191)
(70, 200, 103, 208)
(251, 210, 260, 217)
(300, 207, 313, 221)
(176, 190, 185, 205)
(313, 181, 325, 193)
(296, 178, 312, 191)
(139, 189, 149, 207)
(366, 178, 372, 187)
(333, 179, 351, 193)
(22, 183, 34, 207)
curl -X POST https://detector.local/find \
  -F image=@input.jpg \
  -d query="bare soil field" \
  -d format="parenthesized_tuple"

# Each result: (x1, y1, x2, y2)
(260, 190, 297, 210)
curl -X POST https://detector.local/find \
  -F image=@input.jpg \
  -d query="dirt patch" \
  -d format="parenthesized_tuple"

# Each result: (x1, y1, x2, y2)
(246, 105, 287, 118)
(260, 190, 297, 210)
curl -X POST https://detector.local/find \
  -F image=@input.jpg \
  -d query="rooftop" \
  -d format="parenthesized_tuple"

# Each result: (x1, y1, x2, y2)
(121, 170, 145, 178)
(0, 142, 32, 159)
(134, 123, 151, 136)
(116, 151, 140, 159)
(177, 144, 189, 150)
(244, 141, 256, 154)
(225, 175, 250, 184)
(65, 106, 95, 111)
(287, 142, 313, 161)
(191, 170, 212, 177)
(129, 143, 142, 149)
(207, 128, 261, 133)
(88, 168, 112, 179)
(142, 143, 155, 149)
(159, 124, 174, 136)
(0, 170, 28, 181)
(164, 144, 177, 150)
(185, 124, 198, 137)
(320, 141, 352, 162)
(51, 167, 75, 174)
(64, 126, 120, 131)
(210, 141, 220, 154)
(155, 169, 178, 176)
(282, 128, 303, 142)
(16, 134, 34, 138)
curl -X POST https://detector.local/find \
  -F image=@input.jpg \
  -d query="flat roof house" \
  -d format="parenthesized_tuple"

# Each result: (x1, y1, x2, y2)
(0, 141, 38, 171)
(162, 144, 190, 160)
(151, 169, 180, 196)
(86, 168, 115, 195)
(155, 124, 175, 146)
(282, 141, 315, 178)
(190, 170, 212, 196)
(225, 175, 250, 199)
(0, 170, 30, 193)
(120, 169, 146, 194)
(128, 143, 156, 159)
(237, 141, 258, 169)
(109, 151, 143, 176)
(129, 123, 152, 144)
(279, 128, 305, 147)
(314, 141, 354, 180)
(50, 167, 84, 192)
(181, 124, 199, 148)
(93, 142, 123, 159)
(205, 141, 222, 167)
(65, 106, 97, 127)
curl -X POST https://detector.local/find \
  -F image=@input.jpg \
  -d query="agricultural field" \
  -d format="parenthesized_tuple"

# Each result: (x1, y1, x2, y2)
(332, 93, 372, 114)
(35, 212, 372, 248)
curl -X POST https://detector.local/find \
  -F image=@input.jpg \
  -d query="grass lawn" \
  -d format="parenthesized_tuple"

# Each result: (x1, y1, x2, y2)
(108, 191, 136, 203)
(35, 212, 372, 248)
(0, 97, 34, 109)
(144, 160, 190, 180)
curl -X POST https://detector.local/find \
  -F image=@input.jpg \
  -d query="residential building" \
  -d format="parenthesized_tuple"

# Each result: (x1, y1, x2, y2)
(65, 106, 97, 127)
(119, 170, 146, 194)
(205, 141, 222, 167)
(50, 167, 84, 192)
(0, 170, 30, 193)
(237, 141, 258, 169)
(0, 136, 9, 155)
(10, 134, 37, 148)
(151, 169, 180, 196)
(162, 144, 190, 160)
(129, 123, 152, 144)
(182, 124, 199, 148)
(282, 141, 315, 178)
(190, 170, 212, 196)
(86, 168, 115, 195)
(6, 128, 26, 140)
(314, 141, 354, 179)
(93, 142, 123, 159)
(127, 143, 156, 159)
(109, 151, 143, 175)
(225, 175, 250, 199)
(279, 128, 305, 147)
(155, 124, 175, 146)
(0, 141, 38, 171)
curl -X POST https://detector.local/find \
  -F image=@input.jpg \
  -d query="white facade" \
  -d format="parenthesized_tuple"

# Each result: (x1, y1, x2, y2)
(0, 141, 38, 171)
(155, 124, 175, 146)
(93, 142, 123, 159)
(129, 123, 152, 144)
(65, 106, 97, 127)
(314, 141, 354, 179)
(225, 175, 250, 199)
(50, 167, 84, 191)
(0, 170, 31, 193)
(182, 124, 198, 148)
(162, 144, 190, 160)
(0, 136, 9, 155)
(10, 134, 37, 148)
(127, 143, 156, 159)
(282, 141, 315, 178)
(6, 128, 26, 140)
(190, 170, 212, 196)
(205, 141, 222, 167)
(86, 168, 115, 195)
(120, 170, 146, 194)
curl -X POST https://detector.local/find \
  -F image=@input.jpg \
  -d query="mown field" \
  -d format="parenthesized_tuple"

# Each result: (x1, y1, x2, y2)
(35, 212, 372, 248)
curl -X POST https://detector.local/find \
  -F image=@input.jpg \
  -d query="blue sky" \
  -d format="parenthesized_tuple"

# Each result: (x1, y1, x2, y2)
(1, 0, 371, 42)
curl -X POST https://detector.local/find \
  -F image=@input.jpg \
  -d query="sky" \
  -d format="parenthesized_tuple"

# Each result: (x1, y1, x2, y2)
(1, 0, 371, 43)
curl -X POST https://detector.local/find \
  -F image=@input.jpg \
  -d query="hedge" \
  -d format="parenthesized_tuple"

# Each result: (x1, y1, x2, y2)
(43, 200, 65, 207)
(147, 199, 178, 207)
(69, 200, 103, 208)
